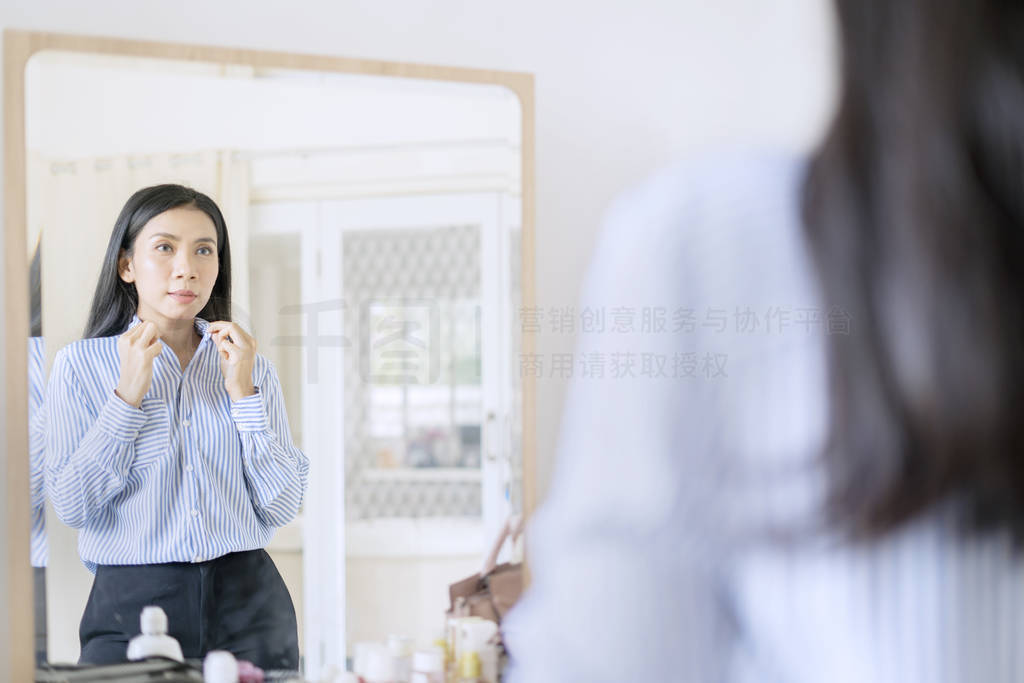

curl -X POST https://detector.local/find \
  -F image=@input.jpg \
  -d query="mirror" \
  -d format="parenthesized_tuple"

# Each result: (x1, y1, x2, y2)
(12, 35, 532, 679)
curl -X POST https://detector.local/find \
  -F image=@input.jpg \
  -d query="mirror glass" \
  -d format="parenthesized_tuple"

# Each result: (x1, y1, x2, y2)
(25, 49, 523, 676)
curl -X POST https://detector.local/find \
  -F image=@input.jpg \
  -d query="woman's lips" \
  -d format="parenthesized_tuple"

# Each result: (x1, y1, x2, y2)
(169, 292, 197, 303)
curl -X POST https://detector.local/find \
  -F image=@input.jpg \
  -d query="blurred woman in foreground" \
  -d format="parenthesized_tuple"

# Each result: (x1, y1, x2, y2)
(505, 1, 1024, 680)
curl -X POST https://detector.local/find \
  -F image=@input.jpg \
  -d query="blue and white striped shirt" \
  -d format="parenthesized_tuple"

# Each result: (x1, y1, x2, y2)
(44, 313, 309, 573)
(29, 336, 48, 568)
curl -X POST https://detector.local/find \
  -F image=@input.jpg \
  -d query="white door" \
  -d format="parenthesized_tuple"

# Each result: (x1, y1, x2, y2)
(250, 191, 519, 674)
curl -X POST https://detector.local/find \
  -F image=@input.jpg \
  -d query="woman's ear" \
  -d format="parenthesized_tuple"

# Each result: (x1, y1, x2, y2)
(118, 249, 134, 284)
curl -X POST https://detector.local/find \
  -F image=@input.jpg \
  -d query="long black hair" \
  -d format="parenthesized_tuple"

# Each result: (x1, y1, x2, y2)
(83, 184, 233, 338)
(29, 237, 41, 338)
(803, 0, 1024, 540)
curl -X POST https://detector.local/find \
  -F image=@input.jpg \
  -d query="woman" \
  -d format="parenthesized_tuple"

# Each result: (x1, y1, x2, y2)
(504, 1, 1024, 681)
(44, 184, 309, 670)
(28, 241, 48, 666)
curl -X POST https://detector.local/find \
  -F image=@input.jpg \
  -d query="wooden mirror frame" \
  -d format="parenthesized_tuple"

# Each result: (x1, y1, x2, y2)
(2, 29, 535, 680)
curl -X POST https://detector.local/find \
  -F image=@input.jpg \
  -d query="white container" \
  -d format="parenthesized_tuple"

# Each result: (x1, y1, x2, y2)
(126, 606, 184, 663)
(410, 648, 445, 683)
(364, 644, 397, 683)
(450, 616, 487, 668)
(387, 634, 413, 682)
(203, 650, 239, 683)
(457, 620, 498, 683)
(353, 641, 381, 679)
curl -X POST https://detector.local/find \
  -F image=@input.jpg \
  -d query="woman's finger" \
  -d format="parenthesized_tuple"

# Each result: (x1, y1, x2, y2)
(215, 336, 243, 360)
(223, 322, 253, 349)
(216, 328, 254, 356)
(145, 342, 163, 360)
(220, 339, 244, 360)
(208, 321, 231, 341)
(137, 329, 160, 349)
(217, 339, 232, 361)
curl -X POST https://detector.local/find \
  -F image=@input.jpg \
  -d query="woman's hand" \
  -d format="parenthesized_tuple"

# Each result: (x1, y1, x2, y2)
(115, 322, 163, 408)
(208, 321, 258, 401)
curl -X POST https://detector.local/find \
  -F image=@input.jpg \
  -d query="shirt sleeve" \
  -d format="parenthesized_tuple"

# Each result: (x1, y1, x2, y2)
(502, 166, 737, 682)
(28, 338, 48, 566)
(28, 408, 45, 511)
(28, 397, 46, 511)
(44, 347, 151, 529)
(231, 361, 310, 527)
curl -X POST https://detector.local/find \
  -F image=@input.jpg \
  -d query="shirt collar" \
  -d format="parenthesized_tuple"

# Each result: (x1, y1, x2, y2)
(127, 313, 211, 340)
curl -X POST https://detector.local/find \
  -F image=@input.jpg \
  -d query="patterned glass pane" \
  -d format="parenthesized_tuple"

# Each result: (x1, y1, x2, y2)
(343, 225, 483, 519)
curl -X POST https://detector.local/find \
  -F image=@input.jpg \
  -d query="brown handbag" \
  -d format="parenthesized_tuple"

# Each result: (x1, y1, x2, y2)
(447, 516, 525, 625)
(448, 561, 523, 624)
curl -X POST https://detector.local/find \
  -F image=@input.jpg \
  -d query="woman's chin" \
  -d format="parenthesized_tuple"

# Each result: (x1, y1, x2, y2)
(151, 304, 201, 321)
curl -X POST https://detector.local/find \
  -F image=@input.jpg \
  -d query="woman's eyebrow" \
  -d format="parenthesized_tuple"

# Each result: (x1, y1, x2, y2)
(151, 232, 217, 245)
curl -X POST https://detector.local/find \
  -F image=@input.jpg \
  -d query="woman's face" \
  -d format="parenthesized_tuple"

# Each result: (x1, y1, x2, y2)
(118, 206, 220, 324)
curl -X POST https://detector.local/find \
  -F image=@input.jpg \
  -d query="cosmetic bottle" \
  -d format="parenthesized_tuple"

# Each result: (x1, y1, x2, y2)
(126, 605, 184, 663)
(410, 648, 445, 683)
(203, 650, 239, 683)
(455, 651, 483, 683)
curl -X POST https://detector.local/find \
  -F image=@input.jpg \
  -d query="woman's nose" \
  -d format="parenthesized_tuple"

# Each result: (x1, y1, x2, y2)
(173, 251, 198, 278)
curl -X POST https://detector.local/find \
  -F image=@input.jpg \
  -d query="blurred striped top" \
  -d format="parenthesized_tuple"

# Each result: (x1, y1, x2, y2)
(44, 314, 308, 574)
(29, 335, 47, 567)
(504, 151, 1024, 682)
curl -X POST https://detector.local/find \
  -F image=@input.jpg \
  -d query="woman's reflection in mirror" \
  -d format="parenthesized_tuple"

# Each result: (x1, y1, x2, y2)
(43, 185, 309, 671)
(28, 240, 48, 666)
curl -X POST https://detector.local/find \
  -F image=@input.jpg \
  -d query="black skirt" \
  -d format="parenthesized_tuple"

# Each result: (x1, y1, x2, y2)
(78, 549, 299, 671)
(34, 566, 47, 666)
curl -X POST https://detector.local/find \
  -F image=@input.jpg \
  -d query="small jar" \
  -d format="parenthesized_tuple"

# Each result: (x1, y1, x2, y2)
(410, 648, 445, 683)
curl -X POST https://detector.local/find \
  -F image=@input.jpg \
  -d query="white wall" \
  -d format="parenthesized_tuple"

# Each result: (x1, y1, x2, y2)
(0, 0, 837, 668)
(25, 53, 521, 158)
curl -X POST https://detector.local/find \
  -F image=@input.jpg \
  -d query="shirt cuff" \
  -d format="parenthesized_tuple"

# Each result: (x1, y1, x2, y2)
(96, 391, 149, 441)
(230, 387, 268, 432)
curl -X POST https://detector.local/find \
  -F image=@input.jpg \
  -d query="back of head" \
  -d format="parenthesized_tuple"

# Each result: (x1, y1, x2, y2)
(803, 0, 1024, 541)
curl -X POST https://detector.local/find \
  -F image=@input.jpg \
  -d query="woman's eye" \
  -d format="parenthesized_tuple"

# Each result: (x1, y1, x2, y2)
(156, 244, 172, 253)
(198, 247, 213, 256)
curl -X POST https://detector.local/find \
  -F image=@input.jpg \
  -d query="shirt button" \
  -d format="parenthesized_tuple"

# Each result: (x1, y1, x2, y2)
(182, 419, 191, 427)
(185, 465, 193, 473)
(191, 509, 198, 517)
(192, 555, 200, 563)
